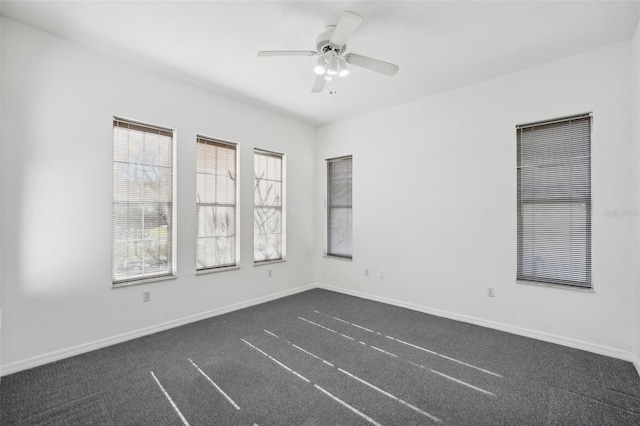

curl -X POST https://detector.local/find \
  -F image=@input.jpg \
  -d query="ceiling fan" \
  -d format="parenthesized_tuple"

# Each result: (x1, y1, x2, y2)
(257, 11, 399, 93)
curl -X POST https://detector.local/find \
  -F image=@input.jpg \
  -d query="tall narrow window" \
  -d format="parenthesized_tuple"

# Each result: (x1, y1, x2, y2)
(112, 118, 174, 285)
(196, 137, 238, 271)
(327, 156, 353, 258)
(254, 149, 285, 263)
(517, 114, 591, 288)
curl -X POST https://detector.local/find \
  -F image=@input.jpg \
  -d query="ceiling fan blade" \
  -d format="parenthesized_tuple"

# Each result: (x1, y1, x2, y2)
(311, 75, 326, 93)
(257, 51, 317, 57)
(330, 11, 362, 47)
(345, 53, 399, 76)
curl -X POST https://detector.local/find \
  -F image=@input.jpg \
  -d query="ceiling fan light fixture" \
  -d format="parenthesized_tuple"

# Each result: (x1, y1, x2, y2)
(324, 74, 333, 81)
(326, 54, 338, 76)
(313, 56, 327, 75)
(338, 57, 349, 77)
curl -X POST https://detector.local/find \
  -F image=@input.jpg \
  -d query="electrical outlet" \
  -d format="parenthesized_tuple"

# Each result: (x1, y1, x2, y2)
(380, 270, 385, 279)
(364, 268, 369, 277)
(143, 290, 151, 302)
(487, 287, 495, 297)
(268, 269, 272, 277)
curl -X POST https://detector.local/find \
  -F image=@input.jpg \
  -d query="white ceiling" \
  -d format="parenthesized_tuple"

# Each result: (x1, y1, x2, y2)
(3, 1, 639, 127)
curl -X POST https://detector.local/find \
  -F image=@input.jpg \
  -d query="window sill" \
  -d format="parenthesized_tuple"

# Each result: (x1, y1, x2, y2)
(515, 280, 594, 293)
(254, 259, 286, 267)
(324, 254, 353, 261)
(113, 274, 177, 288)
(197, 265, 240, 275)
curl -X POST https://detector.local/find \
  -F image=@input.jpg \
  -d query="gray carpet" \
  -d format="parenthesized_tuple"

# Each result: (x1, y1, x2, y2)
(2, 288, 639, 425)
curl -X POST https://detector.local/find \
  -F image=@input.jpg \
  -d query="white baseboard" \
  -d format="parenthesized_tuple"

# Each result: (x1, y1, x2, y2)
(317, 283, 638, 365)
(633, 354, 640, 377)
(0, 283, 315, 376)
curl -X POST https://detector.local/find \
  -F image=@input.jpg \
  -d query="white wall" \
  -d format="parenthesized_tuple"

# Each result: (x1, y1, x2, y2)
(632, 20, 640, 372)
(0, 18, 316, 374)
(316, 41, 635, 359)
(0, 11, 3, 373)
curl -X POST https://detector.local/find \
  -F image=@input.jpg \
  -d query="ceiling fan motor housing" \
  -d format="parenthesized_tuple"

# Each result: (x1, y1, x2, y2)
(317, 25, 345, 55)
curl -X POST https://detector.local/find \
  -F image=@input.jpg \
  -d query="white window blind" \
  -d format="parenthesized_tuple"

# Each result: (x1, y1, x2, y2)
(196, 136, 238, 270)
(254, 149, 285, 263)
(112, 118, 174, 285)
(327, 156, 353, 258)
(517, 114, 592, 288)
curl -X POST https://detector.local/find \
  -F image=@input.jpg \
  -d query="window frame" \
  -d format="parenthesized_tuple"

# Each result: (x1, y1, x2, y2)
(253, 148, 286, 264)
(195, 135, 240, 273)
(326, 155, 353, 260)
(516, 113, 592, 290)
(112, 116, 176, 287)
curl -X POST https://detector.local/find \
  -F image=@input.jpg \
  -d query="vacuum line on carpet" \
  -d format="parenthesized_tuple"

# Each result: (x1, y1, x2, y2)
(388, 336, 503, 378)
(352, 323, 378, 334)
(370, 346, 398, 358)
(264, 329, 279, 338)
(242, 339, 310, 383)
(314, 384, 383, 426)
(298, 316, 338, 334)
(427, 367, 495, 396)
(312, 310, 374, 334)
(300, 317, 364, 343)
(264, 328, 334, 366)
(314, 310, 502, 378)
(315, 310, 350, 324)
(150, 371, 191, 426)
(188, 358, 241, 410)
(293, 343, 335, 367)
(338, 368, 442, 423)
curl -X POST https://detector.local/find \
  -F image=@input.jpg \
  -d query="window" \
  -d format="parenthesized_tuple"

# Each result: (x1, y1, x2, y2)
(254, 149, 285, 263)
(112, 118, 175, 285)
(326, 156, 353, 258)
(196, 136, 238, 271)
(516, 114, 591, 288)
